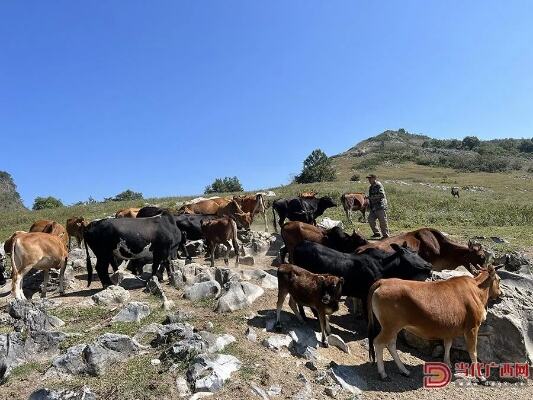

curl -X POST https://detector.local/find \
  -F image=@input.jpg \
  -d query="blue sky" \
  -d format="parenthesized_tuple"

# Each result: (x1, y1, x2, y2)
(2, 1, 532, 207)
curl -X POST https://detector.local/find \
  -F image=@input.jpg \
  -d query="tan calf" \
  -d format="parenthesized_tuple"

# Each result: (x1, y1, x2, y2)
(115, 207, 141, 218)
(9, 232, 68, 300)
(66, 216, 87, 250)
(29, 219, 68, 248)
(368, 264, 503, 381)
(201, 217, 240, 268)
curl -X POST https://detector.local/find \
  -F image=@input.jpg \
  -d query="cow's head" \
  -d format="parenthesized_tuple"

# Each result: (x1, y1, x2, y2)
(318, 275, 344, 312)
(233, 212, 252, 230)
(318, 196, 337, 209)
(326, 227, 367, 252)
(473, 264, 504, 299)
(467, 240, 491, 266)
(385, 242, 433, 279)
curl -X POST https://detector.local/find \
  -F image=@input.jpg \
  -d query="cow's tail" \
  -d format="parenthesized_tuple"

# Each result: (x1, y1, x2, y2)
(10, 237, 19, 290)
(367, 281, 381, 363)
(272, 205, 278, 232)
(83, 234, 93, 287)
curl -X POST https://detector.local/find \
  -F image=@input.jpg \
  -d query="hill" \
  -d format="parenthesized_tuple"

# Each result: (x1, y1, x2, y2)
(0, 171, 25, 212)
(334, 129, 533, 174)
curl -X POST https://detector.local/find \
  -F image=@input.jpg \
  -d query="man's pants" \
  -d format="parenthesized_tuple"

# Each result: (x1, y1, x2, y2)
(368, 208, 390, 237)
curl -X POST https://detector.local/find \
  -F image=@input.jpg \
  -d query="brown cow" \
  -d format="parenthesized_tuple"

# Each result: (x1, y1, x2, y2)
(341, 193, 368, 222)
(280, 221, 367, 263)
(356, 228, 488, 271)
(276, 264, 344, 346)
(233, 193, 268, 231)
(66, 217, 87, 250)
(299, 191, 317, 199)
(368, 264, 503, 381)
(201, 217, 240, 268)
(9, 231, 68, 299)
(29, 220, 68, 249)
(180, 199, 252, 230)
(115, 207, 141, 218)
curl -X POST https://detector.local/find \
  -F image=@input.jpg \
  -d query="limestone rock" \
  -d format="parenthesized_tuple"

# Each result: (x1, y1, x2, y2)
(112, 302, 151, 323)
(91, 285, 130, 306)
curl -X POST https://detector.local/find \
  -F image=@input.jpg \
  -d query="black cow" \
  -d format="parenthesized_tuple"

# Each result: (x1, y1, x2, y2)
(272, 196, 337, 232)
(136, 206, 165, 218)
(174, 214, 217, 241)
(0, 253, 6, 286)
(292, 240, 432, 317)
(84, 212, 188, 287)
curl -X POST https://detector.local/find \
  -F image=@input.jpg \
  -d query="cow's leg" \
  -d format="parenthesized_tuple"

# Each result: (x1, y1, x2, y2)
(279, 246, 287, 263)
(464, 327, 484, 382)
(41, 269, 49, 298)
(288, 296, 304, 322)
(209, 243, 216, 268)
(387, 336, 409, 377)
(181, 236, 192, 261)
(374, 327, 396, 381)
(59, 258, 67, 295)
(96, 258, 113, 288)
(275, 286, 289, 331)
(68, 236, 72, 252)
(344, 207, 351, 222)
(223, 240, 231, 266)
(13, 270, 26, 300)
(324, 315, 332, 335)
(361, 209, 366, 222)
(443, 338, 453, 367)
(263, 211, 268, 233)
(297, 305, 309, 321)
(317, 309, 329, 347)
(77, 236, 82, 248)
(231, 238, 239, 267)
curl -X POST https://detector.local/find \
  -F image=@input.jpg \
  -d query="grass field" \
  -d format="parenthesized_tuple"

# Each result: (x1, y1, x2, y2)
(1, 162, 532, 253)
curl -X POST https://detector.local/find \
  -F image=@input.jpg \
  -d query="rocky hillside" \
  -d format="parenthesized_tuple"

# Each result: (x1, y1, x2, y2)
(0, 171, 25, 211)
(334, 129, 533, 173)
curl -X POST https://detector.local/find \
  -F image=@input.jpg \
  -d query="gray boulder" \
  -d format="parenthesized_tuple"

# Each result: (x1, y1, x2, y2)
(328, 362, 367, 395)
(239, 269, 278, 289)
(215, 281, 264, 312)
(48, 333, 144, 377)
(262, 334, 293, 351)
(8, 299, 64, 332)
(184, 281, 221, 302)
(29, 387, 96, 400)
(187, 353, 241, 393)
(91, 285, 130, 306)
(112, 302, 151, 323)
(199, 331, 236, 353)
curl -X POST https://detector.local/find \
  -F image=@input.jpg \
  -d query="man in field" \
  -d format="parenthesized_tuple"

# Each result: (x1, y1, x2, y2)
(366, 174, 390, 239)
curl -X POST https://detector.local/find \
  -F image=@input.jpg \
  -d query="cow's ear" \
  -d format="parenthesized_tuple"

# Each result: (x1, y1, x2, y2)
(390, 243, 401, 252)
(402, 241, 408, 248)
(468, 240, 474, 249)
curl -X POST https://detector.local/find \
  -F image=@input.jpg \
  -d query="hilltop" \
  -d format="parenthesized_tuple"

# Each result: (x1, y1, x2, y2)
(0, 171, 25, 212)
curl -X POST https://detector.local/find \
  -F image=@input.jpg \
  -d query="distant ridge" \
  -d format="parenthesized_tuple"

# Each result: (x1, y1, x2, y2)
(0, 171, 26, 211)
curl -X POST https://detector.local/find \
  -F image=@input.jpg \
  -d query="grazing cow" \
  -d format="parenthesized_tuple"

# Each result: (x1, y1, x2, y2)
(280, 221, 368, 263)
(29, 220, 68, 249)
(115, 207, 141, 218)
(83, 212, 187, 287)
(451, 187, 460, 198)
(201, 217, 240, 268)
(356, 228, 488, 271)
(276, 264, 344, 346)
(66, 217, 87, 250)
(368, 264, 503, 381)
(8, 232, 68, 299)
(178, 199, 252, 230)
(341, 193, 368, 222)
(293, 241, 432, 316)
(233, 193, 269, 231)
(272, 196, 337, 232)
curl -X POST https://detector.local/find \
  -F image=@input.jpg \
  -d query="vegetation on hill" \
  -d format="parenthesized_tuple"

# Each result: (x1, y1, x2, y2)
(205, 177, 243, 194)
(0, 171, 25, 212)
(104, 189, 143, 202)
(32, 196, 64, 210)
(339, 129, 533, 174)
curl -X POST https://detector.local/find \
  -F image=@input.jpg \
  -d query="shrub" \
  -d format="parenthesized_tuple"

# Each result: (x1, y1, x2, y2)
(350, 174, 361, 182)
(204, 177, 243, 194)
(32, 196, 63, 210)
(105, 190, 143, 202)
(294, 149, 336, 183)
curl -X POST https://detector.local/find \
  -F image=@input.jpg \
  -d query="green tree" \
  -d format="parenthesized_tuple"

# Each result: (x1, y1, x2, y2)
(204, 176, 243, 194)
(32, 196, 64, 210)
(462, 136, 480, 150)
(108, 189, 143, 202)
(294, 149, 336, 184)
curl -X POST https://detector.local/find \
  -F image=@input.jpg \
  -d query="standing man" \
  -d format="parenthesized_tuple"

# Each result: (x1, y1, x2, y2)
(366, 174, 390, 239)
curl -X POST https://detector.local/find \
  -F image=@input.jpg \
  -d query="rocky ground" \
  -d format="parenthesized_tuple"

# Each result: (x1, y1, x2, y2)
(1, 231, 532, 400)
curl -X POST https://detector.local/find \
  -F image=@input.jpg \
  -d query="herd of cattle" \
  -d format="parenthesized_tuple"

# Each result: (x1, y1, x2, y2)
(0, 191, 503, 381)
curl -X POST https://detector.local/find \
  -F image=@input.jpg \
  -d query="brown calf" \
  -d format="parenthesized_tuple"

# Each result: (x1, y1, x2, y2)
(233, 193, 268, 231)
(115, 207, 141, 218)
(368, 264, 503, 381)
(340, 193, 368, 222)
(179, 198, 252, 230)
(201, 217, 240, 268)
(29, 219, 68, 248)
(9, 232, 68, 299)
(276, 263, 344, 346)
(298, 191, 317, 199)
(66, 216, 87, 250)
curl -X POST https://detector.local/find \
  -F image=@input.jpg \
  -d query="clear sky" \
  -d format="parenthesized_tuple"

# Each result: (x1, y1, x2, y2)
(2, 1, 532, 207)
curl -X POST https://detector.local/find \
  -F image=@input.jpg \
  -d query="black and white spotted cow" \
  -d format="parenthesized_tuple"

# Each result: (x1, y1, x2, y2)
(83, 212, 188, 288)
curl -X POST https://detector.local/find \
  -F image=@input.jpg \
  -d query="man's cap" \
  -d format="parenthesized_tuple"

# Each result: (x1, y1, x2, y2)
(366, 174, 377, 179)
